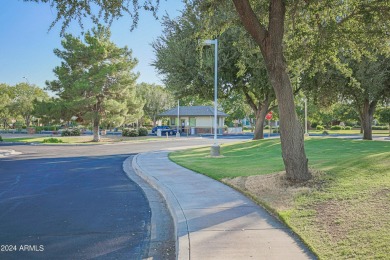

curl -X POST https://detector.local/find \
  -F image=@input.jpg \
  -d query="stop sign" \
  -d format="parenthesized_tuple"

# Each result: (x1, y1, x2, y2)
(265, 112, 273, 120)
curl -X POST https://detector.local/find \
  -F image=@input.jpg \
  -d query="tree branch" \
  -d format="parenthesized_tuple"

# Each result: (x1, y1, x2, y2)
(232, 0, 268, 50)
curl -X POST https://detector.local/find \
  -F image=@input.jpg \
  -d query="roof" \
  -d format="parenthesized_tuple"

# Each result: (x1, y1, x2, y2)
(159, 106, 228, 117)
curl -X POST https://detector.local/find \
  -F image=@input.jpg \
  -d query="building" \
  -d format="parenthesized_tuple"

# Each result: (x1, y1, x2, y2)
(159, 106, 228, 135)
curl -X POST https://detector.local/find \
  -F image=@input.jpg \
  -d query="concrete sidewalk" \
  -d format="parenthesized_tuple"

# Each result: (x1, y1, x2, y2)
(132, 151, 315, 260)
(0, 149, 22, 157)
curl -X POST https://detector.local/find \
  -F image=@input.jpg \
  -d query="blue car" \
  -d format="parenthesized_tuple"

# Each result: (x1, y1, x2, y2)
(151, 126, 178, 135)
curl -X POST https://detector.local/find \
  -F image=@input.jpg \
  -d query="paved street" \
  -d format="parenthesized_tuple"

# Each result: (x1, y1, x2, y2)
(0, 138, 222, 259)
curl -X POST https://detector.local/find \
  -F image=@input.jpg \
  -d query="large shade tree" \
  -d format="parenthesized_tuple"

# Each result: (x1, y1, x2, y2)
(137, 83, 174, 126)
(0, 84, 12, 128)
(152, 4, 276, 140)
(46, 26, 140, 141)
(7, 83, 49, 127)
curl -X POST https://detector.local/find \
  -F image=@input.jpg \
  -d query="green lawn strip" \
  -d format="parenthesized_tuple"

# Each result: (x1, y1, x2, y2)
(309, 129, 388, 135)
(169, 138, 390, 259)
(2, 135, 173, 144)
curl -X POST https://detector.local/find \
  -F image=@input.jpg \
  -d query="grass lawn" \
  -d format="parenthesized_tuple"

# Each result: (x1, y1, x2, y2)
(1, 135, 167, 144)
(169, 138, 390, 259)
(309, 129, 389, 136)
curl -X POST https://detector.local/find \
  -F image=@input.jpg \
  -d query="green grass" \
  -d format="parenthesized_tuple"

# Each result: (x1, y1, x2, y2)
(170, 138, 390, 259)
(309, 129, 388, 135)
(1, 135, 169, 144)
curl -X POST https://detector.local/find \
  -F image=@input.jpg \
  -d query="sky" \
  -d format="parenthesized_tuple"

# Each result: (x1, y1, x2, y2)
(0, 1, 184, 89)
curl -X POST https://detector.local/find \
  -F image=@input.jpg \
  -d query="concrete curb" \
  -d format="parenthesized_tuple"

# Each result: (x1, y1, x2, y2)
(132, 154, 190, 260)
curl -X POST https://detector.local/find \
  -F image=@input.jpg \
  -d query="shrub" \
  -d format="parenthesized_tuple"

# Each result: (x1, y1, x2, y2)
(61, 128, 81, 136)
(71, 128, 81, 136)
(264, 125, 270, 129)
(138, 127, 149, 136)
(330, 125, 343, 130)
(42, 138, 63, 143)
(372, 125, 389, 130)
(311, 122, 318, 128)
(316, 125, 324, 130)
(44, 126, 57, 131)
(344, 126, 352, 130)
(0, 135, 3, 142)
(122, 128, 139, 137)
(322, 130, 329, 135)
(35, 126, 44, 132)
(61, 130, 72, 136)
(273, 129, 279, 133)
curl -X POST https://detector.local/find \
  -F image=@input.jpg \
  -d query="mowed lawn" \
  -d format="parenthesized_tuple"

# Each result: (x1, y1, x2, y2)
(169, 138, 390, 259)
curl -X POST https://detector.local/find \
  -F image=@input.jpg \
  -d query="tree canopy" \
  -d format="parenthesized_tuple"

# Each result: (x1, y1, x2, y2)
(46, 25, 140, 141)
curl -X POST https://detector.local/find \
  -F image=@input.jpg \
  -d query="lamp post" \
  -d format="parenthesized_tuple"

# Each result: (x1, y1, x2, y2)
(304, 97, 309, 136)
(22, 76, 29, 84)
(202, 39, 220, 156)
(176, 100, 180, 137)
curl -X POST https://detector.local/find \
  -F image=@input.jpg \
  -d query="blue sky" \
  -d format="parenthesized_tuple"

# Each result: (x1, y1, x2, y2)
(0, 1, 184, 89)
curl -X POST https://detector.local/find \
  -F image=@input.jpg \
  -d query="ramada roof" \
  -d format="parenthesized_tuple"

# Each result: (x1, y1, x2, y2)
(159, 106, 228, 117)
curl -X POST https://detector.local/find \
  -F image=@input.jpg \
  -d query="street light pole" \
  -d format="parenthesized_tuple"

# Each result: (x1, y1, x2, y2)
(304, 97, 309, 136)
(202, 39, 220, 156)
(22, 76, 29, 84)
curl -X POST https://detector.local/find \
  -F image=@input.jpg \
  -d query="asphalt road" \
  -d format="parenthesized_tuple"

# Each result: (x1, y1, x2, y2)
(0, 139, 224, 260)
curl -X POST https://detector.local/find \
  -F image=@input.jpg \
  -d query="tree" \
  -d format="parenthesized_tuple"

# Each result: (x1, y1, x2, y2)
(152, 4, 276, 140)
(302, 55, 390, 139)
(346, 56, 390, 140)
(7, 83, 49, 127)
(137, 83, 174, 126)
(378, 108, 390, 136)
(46, 26, 140, 142)
(0, 84, 12, 129)
(226, 0, 390, 180)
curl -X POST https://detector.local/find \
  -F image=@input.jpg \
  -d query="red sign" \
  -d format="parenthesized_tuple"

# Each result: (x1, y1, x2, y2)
(265, 112, 273, 120)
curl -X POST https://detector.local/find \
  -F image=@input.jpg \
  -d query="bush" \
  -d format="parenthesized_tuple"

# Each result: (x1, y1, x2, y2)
(0, 135, 3, 142)
(322, 130, 329, 135)
(71, 128, 81, 136)
(44, 126, 57, 131)
(61, 128, 81, 136)
(42, 138, 63, 143)
(372, 125, 389, 130)
(138, 127, 149, 136)
(35, 126, 44, 132)
(331, 125, 343, 130)
(122, 128, 139, 137)
(264, 125, 270, 129)
(311, 122, 318, 128)
(316, 125, 324, 130)
(344, 126, 352, 130)
(273, 129, 279, 133)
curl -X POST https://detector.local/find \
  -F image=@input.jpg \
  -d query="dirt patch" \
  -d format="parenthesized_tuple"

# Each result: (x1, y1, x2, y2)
(315, 188, 390, 243)
(222, 169, 326, 211)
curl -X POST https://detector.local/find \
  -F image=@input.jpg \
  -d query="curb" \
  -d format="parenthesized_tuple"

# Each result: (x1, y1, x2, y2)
(132, 153, 190, 260)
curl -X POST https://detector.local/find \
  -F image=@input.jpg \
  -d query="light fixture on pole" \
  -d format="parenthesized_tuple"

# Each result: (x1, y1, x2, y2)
(22, 76, 29, 84)
(176, 100, 180, 137)
(202, 39, 220, 156)
(304, 97, 309, 136)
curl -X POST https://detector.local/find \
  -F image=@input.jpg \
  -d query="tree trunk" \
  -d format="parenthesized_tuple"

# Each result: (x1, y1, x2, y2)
(361, 99, 377, 140)
(232, 0, 310, 181)
(93, 118, 100, 142)
(25, 115, 31, 127)
(253, 103, 269, 140)
(269, 68, 310, 181)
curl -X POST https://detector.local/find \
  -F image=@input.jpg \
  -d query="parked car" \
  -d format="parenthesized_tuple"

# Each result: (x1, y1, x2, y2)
(151, 126, 178, 135)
